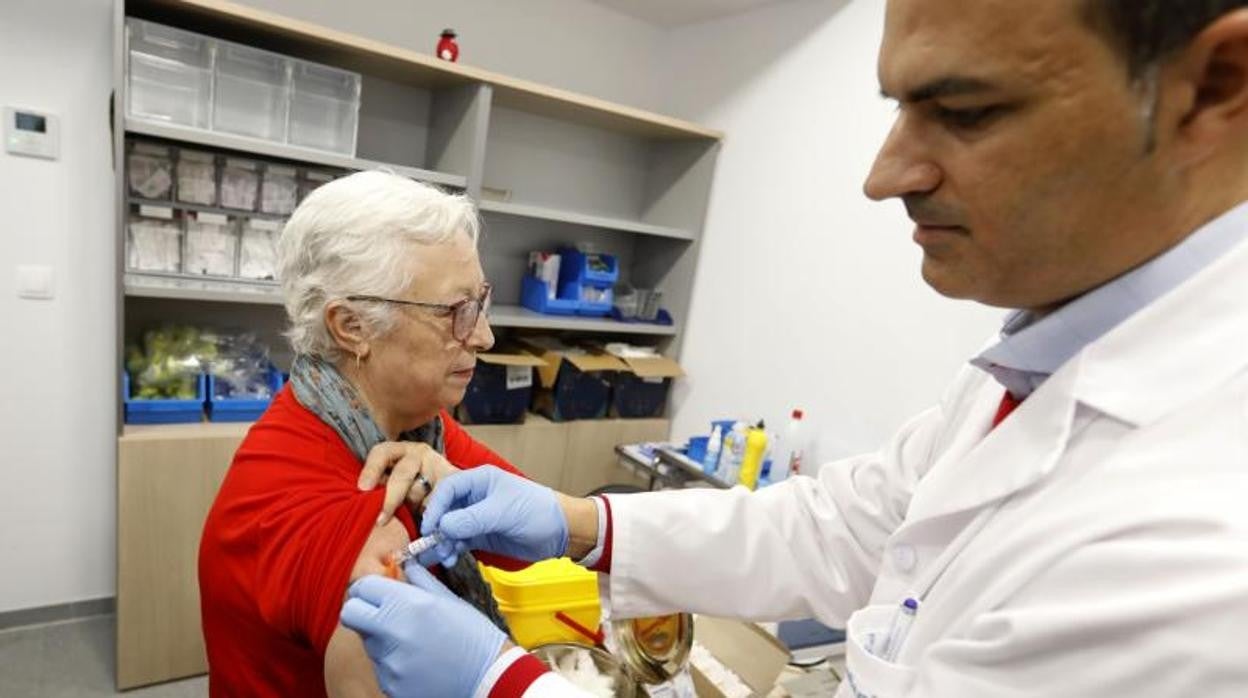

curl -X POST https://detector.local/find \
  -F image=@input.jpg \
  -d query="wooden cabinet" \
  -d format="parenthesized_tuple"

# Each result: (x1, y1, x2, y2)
(116, 423, 248, 689)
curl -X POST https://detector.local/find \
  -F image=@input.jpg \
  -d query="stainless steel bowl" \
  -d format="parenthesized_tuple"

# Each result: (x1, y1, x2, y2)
(531, 643, 640, 698)
(612, 613, 694, 685)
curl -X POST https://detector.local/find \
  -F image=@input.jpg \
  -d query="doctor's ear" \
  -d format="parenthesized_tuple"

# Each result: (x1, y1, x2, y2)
(1166, 9, 1248, 166)
(325, 301, 371, 362)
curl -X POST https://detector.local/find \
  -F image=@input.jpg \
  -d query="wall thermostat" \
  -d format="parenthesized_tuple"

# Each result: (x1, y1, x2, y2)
(5, 107, 59, 160)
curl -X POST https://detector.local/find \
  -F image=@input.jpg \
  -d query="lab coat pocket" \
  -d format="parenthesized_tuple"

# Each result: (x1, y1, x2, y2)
(843, 605, 917, 698)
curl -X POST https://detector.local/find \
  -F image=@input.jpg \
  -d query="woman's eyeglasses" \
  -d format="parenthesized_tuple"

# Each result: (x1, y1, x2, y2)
(347, 283, 492, 342)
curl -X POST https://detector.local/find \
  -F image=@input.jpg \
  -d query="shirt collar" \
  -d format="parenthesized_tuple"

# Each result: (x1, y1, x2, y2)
(972, 201, 1248, 397)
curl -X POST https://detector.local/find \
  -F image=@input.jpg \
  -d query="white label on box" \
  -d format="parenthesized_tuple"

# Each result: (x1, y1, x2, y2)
(139, 205, 174, 219)
(506, 365, 533, 390)
(249, 218, 282, 231)
(643, 376, 665, 384)
(197, 212, 228, 225)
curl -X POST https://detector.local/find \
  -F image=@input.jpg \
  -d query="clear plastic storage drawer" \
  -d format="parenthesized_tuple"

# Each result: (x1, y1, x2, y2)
(126, 18, 214, 129)
(213, 43, 290, 141)
(288, 60, 361, 155)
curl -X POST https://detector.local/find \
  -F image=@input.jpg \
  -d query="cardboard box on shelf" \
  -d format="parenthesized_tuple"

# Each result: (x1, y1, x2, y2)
(518, 337, 628, 422)
(456, 346, 548, 425)
(608, 353, 685, 419)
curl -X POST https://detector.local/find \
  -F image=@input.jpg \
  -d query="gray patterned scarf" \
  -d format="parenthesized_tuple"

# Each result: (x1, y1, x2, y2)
(289, 353, 511, 634)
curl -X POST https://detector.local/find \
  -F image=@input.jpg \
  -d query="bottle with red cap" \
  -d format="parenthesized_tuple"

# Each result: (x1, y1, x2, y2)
(770, 409, 808, 483)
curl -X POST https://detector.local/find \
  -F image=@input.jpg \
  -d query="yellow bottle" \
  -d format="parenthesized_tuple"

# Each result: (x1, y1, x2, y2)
(738, 422, 768, 490)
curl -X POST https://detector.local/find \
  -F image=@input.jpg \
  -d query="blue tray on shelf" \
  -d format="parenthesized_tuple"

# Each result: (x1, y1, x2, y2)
(206, 368, 284, 422)
(123, 371, 206, 425)
(520, 274, 581, 315)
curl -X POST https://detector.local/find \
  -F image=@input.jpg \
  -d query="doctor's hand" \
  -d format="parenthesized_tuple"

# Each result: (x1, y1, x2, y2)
(340, 565, 509, 698)
(420, 466, 599, 565)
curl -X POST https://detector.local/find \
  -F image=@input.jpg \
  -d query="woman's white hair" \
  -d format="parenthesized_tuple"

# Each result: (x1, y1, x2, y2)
(277, 170, 480, 361)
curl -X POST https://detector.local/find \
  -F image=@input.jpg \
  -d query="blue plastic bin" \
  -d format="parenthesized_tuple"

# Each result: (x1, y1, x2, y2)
(558, 248, 618, 317)
(206, 368, 284, 422)
(520, 274, 581, 315)
(123, 371, 206, 424)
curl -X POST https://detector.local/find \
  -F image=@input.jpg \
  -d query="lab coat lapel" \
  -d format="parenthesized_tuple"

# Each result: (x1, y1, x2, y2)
(1074, 235, 1248, 427)
(902, 350, 1082, 528)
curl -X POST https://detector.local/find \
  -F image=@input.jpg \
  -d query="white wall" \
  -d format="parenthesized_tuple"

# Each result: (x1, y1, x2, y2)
(661, 0, 1003, 465)
(0, 0, 118, 613)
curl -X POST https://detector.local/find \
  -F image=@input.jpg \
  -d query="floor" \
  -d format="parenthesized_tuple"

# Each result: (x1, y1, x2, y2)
(0, 615, 207, 697)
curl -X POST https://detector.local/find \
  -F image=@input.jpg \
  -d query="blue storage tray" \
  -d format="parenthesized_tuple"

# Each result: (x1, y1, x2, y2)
(558, 281, 613, 317)
(521, 274, 581, 316)
(123, 371, 206, 424)
(206, 368, 284, 422)
(558, 248, 619, 286)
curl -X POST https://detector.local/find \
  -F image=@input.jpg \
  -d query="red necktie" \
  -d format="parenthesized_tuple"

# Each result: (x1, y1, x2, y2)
(992, 390, 1023, 428)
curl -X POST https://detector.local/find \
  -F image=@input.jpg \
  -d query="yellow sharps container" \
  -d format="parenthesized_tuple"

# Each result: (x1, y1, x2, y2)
(479, 558, 602, 649)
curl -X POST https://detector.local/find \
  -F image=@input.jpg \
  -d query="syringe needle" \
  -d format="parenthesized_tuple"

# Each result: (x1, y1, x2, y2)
(391, 532, 446, 566)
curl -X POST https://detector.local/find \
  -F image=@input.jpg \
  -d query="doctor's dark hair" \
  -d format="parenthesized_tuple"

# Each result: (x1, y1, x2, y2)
(1085, 0, 1248, 78)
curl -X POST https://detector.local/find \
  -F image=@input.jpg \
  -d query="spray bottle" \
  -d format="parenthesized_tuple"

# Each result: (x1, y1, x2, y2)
(702, 423, 723, 475)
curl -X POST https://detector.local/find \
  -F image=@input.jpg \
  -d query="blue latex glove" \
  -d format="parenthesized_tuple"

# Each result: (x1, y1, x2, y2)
(340, 564, 507, 698)
(420, 465, 569, 565)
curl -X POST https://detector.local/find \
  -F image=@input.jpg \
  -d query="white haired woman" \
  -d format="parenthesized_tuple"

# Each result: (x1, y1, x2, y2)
(199, 171, 531, 697)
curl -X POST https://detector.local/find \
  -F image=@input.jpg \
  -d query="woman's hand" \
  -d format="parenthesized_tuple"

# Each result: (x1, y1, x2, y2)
(358, 442, 460, 525)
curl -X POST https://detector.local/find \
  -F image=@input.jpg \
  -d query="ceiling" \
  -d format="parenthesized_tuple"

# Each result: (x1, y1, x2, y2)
(586, 0, 795, 27)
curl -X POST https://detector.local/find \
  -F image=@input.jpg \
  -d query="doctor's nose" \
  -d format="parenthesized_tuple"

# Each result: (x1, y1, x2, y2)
(864, 117, 941, 201)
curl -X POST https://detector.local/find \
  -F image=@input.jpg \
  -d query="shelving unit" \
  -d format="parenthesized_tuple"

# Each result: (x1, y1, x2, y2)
(479, 199, 695, 241)
(112, 0, 720, 689)
(487, 304, 678, 335)
(124, 271, 284, 305)
(126, 118, 468, 189)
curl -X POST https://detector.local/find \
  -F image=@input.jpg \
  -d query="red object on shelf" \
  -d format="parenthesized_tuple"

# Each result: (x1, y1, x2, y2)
(437, 29, 460, 62)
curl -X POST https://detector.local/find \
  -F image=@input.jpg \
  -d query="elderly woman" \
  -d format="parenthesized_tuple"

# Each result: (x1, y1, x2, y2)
(199, 171, 527, 697)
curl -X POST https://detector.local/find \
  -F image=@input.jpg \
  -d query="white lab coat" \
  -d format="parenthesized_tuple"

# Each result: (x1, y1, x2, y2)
(599, 234, 1248, 697)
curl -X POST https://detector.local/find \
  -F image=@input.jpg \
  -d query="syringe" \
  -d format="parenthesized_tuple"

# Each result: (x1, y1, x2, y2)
(390, 532, 447, 566)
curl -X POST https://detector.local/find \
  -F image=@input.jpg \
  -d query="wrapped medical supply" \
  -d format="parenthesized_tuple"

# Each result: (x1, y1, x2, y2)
(125, 325, 217, 399)
(239, 218, 281, 280)
(298, 168, 337, 203)
(204, 331, 273, 400)
(176, 149, 218, 205)
(184, 212, 238, 277)
(127, 142, 174, 200)
(260, 164, 298, 214)
(127, 207, 182, 273)
(219, 157, 260, 210)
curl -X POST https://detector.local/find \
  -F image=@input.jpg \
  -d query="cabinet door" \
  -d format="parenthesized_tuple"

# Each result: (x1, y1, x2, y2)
(116, 432, 242, 689)
(561, 419, 667, 496)
(463, 416, 567, 489)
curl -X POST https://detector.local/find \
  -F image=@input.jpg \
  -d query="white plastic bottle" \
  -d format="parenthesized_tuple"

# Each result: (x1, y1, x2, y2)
(716, 421, 747, 483)
(770, 409, 807, 483)
(702, 424, 723, 474)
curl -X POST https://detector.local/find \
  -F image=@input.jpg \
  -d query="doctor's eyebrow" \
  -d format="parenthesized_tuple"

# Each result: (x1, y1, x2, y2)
(881, 76, 999, 103)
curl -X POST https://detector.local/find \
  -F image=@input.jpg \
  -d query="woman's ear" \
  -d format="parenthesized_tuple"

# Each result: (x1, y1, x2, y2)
(325, 300, 370, 360)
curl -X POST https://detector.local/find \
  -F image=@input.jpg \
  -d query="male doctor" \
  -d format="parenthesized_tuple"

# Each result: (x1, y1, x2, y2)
(340, 0, 1248, 695)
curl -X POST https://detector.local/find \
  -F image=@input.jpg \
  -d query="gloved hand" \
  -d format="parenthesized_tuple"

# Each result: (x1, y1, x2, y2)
(340, 564, 507, 698)
(420, 465, 569, 565)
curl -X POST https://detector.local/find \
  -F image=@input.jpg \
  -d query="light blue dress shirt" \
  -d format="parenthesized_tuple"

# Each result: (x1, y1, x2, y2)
(973, 201, 1248, 398)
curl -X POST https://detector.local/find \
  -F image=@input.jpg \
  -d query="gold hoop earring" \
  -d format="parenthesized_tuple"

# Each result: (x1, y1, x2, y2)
(355, 352, 362, 370)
